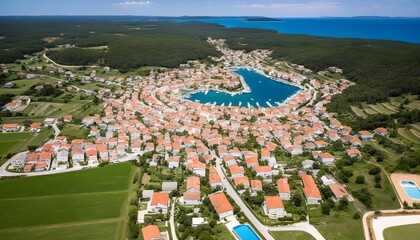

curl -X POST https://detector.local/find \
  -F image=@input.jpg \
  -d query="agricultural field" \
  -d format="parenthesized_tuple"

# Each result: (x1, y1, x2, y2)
(383, 223, 420, 240)
(0, 162, 135, 240)
(270, 231, 315, 240)
(0, 128, 53, 158)
(20, 94, 101, 120)
(351, 95, 419, 118)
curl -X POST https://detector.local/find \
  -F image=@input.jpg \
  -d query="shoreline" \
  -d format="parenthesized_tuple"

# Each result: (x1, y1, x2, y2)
(180, 66, 306, 108)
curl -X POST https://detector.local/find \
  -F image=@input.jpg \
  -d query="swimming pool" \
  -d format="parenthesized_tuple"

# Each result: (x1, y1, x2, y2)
(400, 181, 420, 200)
(233, 224, 260, 240)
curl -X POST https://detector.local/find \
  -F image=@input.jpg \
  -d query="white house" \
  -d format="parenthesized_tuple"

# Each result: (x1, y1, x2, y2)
(168, 156, 180, 169)
(150, 192, 169, 214)
(255, 166, 273, 179)
(182, 192, 201, 205)
(263, 196, 286, 219)
(10, 152, 27, 169)
(56, 150, 69, 163)
(318, 152, 335, 165)
(192, 217, 205, 228)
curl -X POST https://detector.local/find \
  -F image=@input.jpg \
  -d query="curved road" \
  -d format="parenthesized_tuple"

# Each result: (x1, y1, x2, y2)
(214, 158, 326, 240)
(372, 214, 420, 240)
(43, 52, 98, 69)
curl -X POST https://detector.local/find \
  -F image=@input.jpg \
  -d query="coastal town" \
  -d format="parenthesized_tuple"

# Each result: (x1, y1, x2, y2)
(1, 37, 419, 240)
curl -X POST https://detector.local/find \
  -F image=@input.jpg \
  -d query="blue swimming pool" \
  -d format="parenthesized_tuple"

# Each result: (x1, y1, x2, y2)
(400, 181, 420, 200)
(233, 224, 260, 240)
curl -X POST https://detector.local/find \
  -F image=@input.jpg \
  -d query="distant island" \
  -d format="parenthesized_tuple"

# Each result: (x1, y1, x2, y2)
(243, 17, 282, 22)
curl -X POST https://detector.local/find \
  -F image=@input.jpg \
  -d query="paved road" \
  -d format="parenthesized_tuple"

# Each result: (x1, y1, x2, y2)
(372, 215, 420, 240)
(51, 123, 60, 138)
(169, 197, 178, 240)
(214, 158, 326, 240)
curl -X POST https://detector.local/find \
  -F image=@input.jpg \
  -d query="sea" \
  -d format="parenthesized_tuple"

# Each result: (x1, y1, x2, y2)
(176, 17, 420, 43)
(186, 68, 300, 108)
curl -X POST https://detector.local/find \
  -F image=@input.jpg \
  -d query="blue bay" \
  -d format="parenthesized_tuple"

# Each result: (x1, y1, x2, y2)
(186, 68, 300, 108)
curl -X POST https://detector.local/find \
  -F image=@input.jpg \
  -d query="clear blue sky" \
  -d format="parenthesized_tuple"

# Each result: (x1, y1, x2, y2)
(0, 0, 419, 17)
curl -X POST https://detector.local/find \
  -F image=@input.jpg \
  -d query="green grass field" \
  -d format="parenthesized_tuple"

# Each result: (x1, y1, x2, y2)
(60, 123, 90, 140)
(0, 132, 32, 157)
(0, 163, 134, 240)
(1, 77, 61, 95)
(0, 128, 54, 159)
(345, 161, 399, 210)
(270, 231, 315, 240)
(383, 223, 420, 240)
(309, 205, 363, 240)
(213, 224, 235, 240)
(0, 222, 120, 240)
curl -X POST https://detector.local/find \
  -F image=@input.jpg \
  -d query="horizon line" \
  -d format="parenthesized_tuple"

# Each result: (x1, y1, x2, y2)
(0, 15, 419, 18)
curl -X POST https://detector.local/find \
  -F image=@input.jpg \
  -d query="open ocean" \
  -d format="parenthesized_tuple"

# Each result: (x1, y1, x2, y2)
(176, 17, 420, 43)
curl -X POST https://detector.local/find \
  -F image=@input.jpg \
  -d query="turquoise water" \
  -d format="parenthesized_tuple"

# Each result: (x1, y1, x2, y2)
(233, 224, 260, 240)
(176, 17, 420, 43)
(401, 181, 420, 200)
(186, 68, 300, 108)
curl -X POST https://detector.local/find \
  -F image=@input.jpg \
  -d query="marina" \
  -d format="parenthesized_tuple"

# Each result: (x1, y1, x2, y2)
(185, 68, 300, 107)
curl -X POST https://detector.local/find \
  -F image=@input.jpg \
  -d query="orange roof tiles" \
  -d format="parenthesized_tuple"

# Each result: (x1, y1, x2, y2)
(265, 196, 284, 209)
(151, 192, 169, 206)
(277, 178, 290, 193)
(329, 183, 349, 198)
(251, 179, 262, 190)
(186, 176, 200, 190)
(39, 152, 52, 159)
(255, 165, 272, 173)
(301, 174, 321, 198)
(209, 192, 233, 215)
(233, 176, 249, 187)
(141, 225, 161, 240)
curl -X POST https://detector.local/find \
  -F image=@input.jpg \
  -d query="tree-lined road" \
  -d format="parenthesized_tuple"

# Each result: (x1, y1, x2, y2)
(213, 155, 326, 240)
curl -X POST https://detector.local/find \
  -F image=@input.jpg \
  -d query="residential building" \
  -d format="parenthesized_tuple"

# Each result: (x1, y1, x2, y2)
(277, 178, 291, 200)
(209, 192, 233, 219)
(263, 196, 286, 219)
(301, 174, 322, 205)
(162, 182, 177, 192)
(141, 225, 162, 240)
(329, 183, 351, 201)
(255, 166, 273, 179)
(150, 192, 169, 213)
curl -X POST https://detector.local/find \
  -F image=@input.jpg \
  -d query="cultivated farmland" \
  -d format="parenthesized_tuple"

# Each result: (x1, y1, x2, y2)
(0, 162, 134, 240)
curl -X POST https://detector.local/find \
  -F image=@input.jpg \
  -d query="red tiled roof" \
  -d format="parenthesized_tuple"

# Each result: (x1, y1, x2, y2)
(141, 225, 161, 240)
(265, 196, 284, 209)
(209, 192, 233, 215)
(151, 192, 169, 206)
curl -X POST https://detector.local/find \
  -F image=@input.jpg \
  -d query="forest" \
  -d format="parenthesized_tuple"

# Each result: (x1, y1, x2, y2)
(0, 17, 419, 112)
